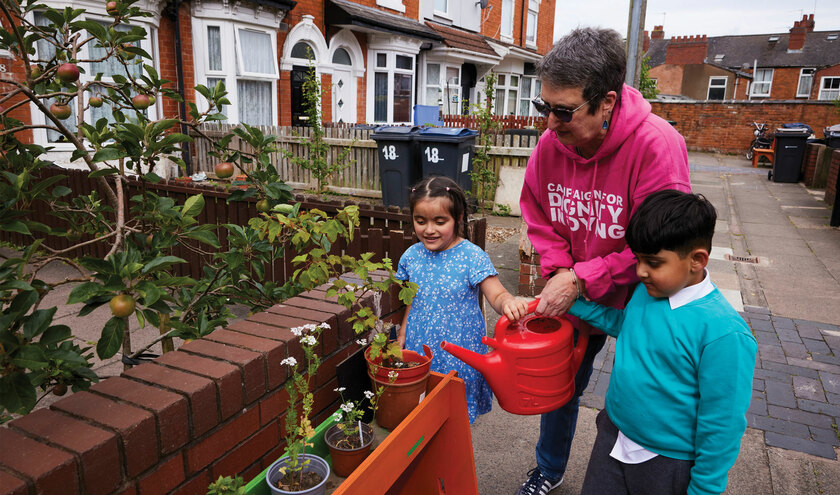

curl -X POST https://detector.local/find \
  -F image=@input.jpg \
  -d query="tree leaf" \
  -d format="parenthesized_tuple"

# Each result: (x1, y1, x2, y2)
(39, 325, 72, 347)
(23, 307, 57, 340)
(97, 317, 126, 359)
(181, 194, 204, 219)
(67, 281, 105, 304)
(141, 256, 186, 274)
(184, 229, 220, 248)
(12, 345, 50, 370)
(0, 372, 36, 415)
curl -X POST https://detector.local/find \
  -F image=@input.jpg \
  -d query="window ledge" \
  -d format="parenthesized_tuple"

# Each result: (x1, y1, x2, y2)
(433, 11, 453, 21)
(376, 0, 405, 14)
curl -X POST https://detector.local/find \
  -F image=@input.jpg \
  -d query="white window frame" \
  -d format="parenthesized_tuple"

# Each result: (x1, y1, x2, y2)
(433, 0, 450, 19)
(750, 68, 773, 98)
(525, 0, 539, 48)
(371, 51, 415, 124)
(376, 0, 405, 14)
(494, 73, 519, 116)
(818, 76, 840, 101)
(193, 19, 279, 126)
(501, 0, 514, 41)
(30, 11, 159, 148)
(797, 68, 815, 98)
(518, 76, 540, 116)
(707, 76, 727, 100)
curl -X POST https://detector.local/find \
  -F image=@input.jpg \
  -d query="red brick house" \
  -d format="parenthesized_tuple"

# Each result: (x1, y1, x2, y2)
(1, 0, 555, 161)
(644, 14, 840, 102)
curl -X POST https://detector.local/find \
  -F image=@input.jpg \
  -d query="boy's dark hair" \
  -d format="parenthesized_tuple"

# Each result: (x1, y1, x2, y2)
(409, 176, 467, 236)
(626, 190, 716, 256)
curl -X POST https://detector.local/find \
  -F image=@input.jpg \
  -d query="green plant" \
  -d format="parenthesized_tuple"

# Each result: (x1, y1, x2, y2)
(639, 56, 659, 100)
(283, 56, 355, 197)
(492, 204, 512, 217)
(206, 475, 246, 495)
(276, 323, 325, 491)
(470, 72, 501, 213)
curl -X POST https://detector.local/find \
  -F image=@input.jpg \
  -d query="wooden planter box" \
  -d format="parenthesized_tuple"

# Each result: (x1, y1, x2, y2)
(247, 371, 478, 495)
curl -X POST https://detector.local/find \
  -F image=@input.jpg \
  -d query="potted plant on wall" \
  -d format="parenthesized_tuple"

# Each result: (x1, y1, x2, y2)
(266, 323, 330, 495)
(322, 385, 385, 477)
(340, 289, 432, 431)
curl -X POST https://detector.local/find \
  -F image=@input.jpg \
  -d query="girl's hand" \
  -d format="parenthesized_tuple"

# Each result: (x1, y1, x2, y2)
(397, 333, 406, 349)
(503, 297, 531, 322)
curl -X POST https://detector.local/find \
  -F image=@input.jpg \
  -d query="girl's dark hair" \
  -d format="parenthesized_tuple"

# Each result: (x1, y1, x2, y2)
(626, 190, 717, 256)
(409, 176, 468, 236)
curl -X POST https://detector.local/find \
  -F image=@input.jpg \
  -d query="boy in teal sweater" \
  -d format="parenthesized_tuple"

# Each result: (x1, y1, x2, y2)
(571, 190, 757, 495)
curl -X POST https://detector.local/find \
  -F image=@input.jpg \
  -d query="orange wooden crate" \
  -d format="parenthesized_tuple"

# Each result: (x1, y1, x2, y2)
(332, 370, 478, 495)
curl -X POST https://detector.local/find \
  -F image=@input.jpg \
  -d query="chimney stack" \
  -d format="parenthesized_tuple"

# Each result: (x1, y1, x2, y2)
(651, 25, 665, 39)
(664, 34, 709, 65)
(788, 14, 813, 51)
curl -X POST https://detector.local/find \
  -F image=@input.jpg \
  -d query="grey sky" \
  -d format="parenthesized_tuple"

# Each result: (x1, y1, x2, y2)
(553, 0, 840, 40)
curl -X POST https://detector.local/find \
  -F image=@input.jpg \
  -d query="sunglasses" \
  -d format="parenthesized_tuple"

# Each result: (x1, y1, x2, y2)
(531, 96, 594, 122)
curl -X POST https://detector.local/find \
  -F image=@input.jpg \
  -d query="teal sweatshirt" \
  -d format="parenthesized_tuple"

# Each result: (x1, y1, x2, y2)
(569, 284, 757, 495)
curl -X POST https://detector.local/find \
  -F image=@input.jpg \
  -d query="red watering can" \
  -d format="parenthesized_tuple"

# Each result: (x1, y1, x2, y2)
(440, 299, 588, 415)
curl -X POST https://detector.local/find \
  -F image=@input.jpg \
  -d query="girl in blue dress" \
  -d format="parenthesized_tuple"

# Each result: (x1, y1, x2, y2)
(396, 176, 529, 423)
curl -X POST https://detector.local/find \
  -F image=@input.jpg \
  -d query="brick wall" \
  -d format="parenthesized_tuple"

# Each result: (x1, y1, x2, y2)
(157, 3, 196, 121)
(649, 100, 838, 154)
(0, 52, 34, 144)
(0, 279, 405, 495)
(664, 36, 708, 65)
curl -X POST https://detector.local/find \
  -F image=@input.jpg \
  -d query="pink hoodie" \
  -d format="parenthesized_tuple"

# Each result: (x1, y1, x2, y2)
(520, 84, 690, 311)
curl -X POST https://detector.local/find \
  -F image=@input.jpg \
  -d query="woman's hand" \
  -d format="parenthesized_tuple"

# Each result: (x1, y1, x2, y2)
(535, 269, 578, 317)
(503, 297, 531, 322)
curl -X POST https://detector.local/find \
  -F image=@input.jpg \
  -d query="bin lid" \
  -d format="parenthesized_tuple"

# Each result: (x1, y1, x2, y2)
(775, 128, 810, 136)
(415, 127, 479, 141)
(371, 126, 420, 141)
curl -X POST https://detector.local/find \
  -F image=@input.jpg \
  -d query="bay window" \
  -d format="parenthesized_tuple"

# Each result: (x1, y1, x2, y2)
(372, 52, 415, 123)
(194, 19, 278, 126)
(494, 74, 519, 116)
(34, 12, 155, 144)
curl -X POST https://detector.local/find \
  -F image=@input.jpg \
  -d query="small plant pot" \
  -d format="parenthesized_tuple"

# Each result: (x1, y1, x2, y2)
(265, 454, 330, 495)
(365, 344, 433, 430)
(324, 423, 374, 477)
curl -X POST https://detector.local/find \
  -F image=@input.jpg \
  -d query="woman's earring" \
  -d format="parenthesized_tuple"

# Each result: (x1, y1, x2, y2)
(602, 120, 609, 130)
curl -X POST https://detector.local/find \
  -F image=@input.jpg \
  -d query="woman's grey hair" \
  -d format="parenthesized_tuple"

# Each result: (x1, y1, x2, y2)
(536, 27, 626, 114)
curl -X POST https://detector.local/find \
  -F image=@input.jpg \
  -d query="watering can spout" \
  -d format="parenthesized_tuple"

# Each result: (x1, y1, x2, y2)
(439, 341, 491, 375)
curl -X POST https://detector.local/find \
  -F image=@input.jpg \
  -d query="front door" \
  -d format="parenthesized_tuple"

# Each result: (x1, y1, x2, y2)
(332, 68, 356, 124)
(291, 65, 313, 126)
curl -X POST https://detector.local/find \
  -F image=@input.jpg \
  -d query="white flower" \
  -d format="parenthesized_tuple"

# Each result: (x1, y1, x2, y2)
(332, 411, 342, 422)
(334, 387, 346, 393)
(280, 357, 297, 367)
(304, 323, 318, 332)
(300, 335, 317, 346)
(340, 401, 355, 413)
(363, 390, 375, 399)
(290, 327, 303, 337)
(388, 370, 398, 380)
(319, 322, 331, 330)
(356, 339, 367, 346)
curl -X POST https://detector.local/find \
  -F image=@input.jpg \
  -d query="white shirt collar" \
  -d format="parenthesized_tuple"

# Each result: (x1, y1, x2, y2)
(668, 269, 714, 310)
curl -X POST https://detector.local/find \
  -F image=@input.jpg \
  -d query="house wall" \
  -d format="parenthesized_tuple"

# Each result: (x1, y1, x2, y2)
(0, 285, 406, 495)
(649, 100, 838, 154)
(681, 64, 734, 100)
(648, 64, 684, 95)
(0, 48, 34, 144)
(158, 3, 197, 121)
(815, 64, 840, 99)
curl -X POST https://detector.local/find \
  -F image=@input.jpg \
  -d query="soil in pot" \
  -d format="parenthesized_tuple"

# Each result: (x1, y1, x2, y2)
(325, 423, 374, 477)
(274, 472, 323, 492)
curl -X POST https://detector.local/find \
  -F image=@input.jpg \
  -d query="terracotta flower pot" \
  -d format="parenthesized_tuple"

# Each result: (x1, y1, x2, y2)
(265, 454, 329, 495)
(324, 422, 374, 477)
(365, 345, 433, 430)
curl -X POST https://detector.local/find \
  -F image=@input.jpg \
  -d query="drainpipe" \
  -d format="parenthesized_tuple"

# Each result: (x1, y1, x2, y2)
(519, 0, 526, 46)
(172, 0, 192, 175)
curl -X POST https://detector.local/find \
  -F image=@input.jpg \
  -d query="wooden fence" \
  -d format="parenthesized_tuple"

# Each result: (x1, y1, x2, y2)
(190, 123, 541, 198)
(4, 167, 486, 286)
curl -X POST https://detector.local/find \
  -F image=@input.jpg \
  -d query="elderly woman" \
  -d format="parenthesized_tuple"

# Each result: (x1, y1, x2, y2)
(517, 28, 690, 495)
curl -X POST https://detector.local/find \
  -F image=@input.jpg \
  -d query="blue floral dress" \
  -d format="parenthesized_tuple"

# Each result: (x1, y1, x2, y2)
(396, 239, 496, 423)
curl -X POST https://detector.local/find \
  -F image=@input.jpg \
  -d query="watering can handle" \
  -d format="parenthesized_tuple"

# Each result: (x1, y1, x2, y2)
(493, 299, 541, 337)
(572, 325, 590, 373)
(422, 344, 433, 361)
